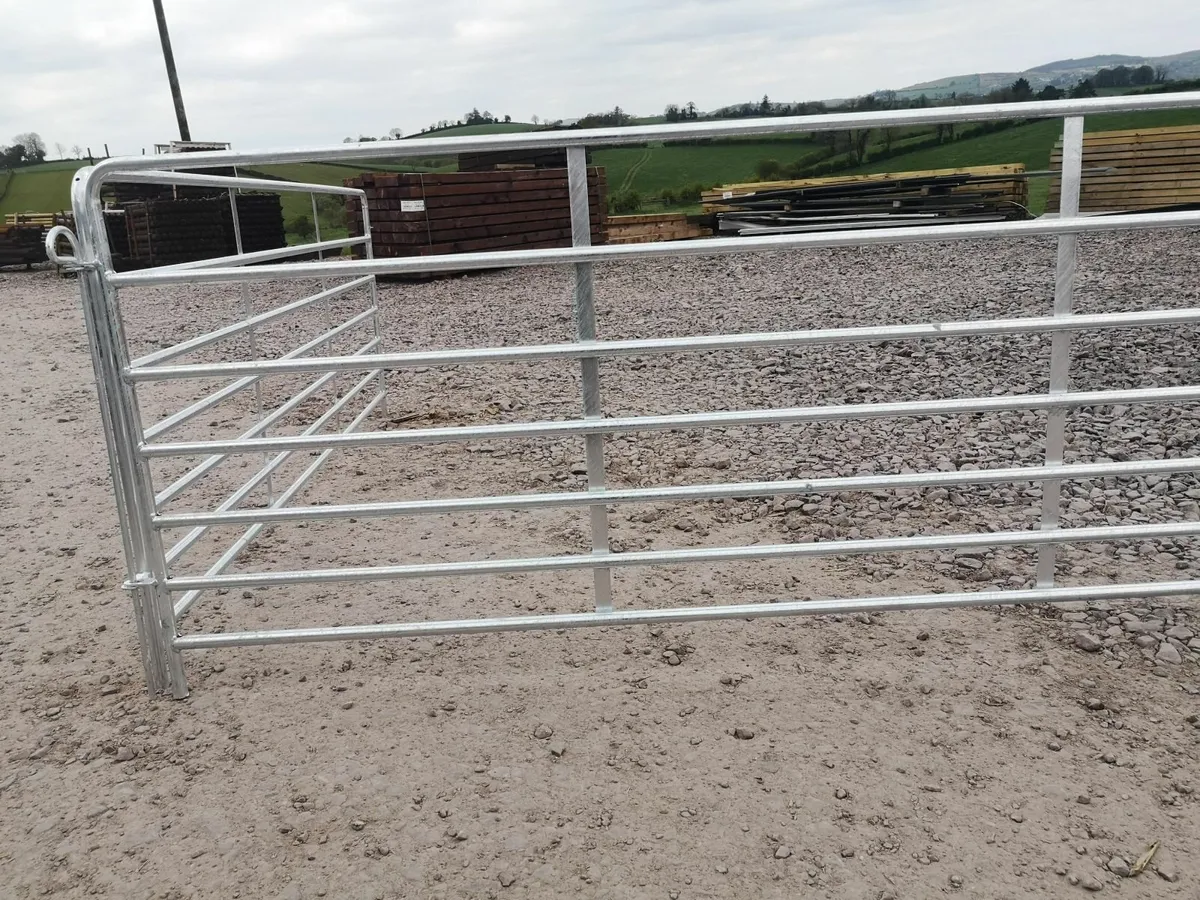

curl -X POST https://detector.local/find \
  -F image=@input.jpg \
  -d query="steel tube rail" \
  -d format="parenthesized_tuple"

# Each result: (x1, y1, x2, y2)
(154, 237, 366, 274)
(105, 209, 1200, 286)
(142, 306, 378, 441)
(130, 276, 374, 369)
(173, 381, 384, 618)
(81, 91, 1200, 176)
(113, 169, 367, 196)
(126, 306, 1200, 383)
(165, 521, 1200, 592)
(142, 383, 1200, 459)
(165, 367, 383, 571)
(173, 579, 1200, 649)
(152, 337, 380, 507)
(153, 455, 1200, 529)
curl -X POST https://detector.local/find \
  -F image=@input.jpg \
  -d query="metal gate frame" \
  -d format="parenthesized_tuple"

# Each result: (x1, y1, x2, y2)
(49, 92, 1200, 698)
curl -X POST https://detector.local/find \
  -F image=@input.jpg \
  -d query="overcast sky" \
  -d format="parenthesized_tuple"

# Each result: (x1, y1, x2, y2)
(5, 0, 1198, 156)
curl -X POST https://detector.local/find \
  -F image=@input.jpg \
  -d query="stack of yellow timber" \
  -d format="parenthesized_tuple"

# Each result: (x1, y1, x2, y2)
(701, 165, 1028, 212)
(606, 213, 712, 244)
(4, 212, 62, 228)
(1048, 125, 1200, 213)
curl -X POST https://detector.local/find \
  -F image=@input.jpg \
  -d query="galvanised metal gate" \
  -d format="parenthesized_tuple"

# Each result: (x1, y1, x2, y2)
(51, 93, 1200, 698)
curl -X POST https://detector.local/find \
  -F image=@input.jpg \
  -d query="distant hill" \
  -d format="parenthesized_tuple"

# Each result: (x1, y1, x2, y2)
(889, 48, 1200, 100)
(1026, 54, 1145, 74)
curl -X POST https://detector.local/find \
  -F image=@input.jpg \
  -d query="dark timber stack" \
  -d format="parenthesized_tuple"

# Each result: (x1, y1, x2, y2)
(344, 168, 607, 259)
(1048, 124, 1200, 212)
(225, 194, 287, 252)
(458, 149, 570, 172)
(0, 225, 47, 268)
(1, 213, 74, 268)
(115, 194, 285, 269)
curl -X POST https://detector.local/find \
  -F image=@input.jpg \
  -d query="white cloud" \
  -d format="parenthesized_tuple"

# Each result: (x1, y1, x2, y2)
(3, 0, 1197, 155)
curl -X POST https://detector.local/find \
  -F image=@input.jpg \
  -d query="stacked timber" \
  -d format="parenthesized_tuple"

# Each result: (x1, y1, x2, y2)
(344, 168, 607, 258)
(702, 165, 1028, 234)
(606, 213, 712, 244)
(118, 195, 285, 269)
(1048, 124, 1200, 213)
(0, 224, 46, 268)
(124, 199, 226, 266)
(226, 194, 287, 252)
(458, 149, 570, 172)
(0, 213, 73, 268)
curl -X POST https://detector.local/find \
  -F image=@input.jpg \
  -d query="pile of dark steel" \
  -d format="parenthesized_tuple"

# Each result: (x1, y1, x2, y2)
(709, 170, 1030, 235)
(344, 168, 607, 258)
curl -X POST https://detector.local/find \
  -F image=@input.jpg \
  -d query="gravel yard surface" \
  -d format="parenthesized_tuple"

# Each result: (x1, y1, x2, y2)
(1, 230, 1198, 898)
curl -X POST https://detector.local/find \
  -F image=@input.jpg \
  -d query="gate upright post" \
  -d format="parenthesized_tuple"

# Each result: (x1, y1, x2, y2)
(566, 146, 614, 613)
(72, 169, 189, 698)
(1037, 116, 1085, 588)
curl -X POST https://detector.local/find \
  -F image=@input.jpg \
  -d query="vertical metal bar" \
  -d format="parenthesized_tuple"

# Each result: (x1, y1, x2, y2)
(312, 192, 342, 425)
(1037, 116, 1084, 588)
(360, 193, 389, 415)
(72, 169, 187, 697)
(229, 184, 272, 502)
(567, 146, 613, 613)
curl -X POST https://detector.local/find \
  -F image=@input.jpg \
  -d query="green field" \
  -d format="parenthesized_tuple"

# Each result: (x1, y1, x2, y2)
(0, 159, 88, 217)
(593, 106, 1200, 215)
(410, 122, 536, 137)
(0, 158, 454, 239)
(848, 107, 1200, 213)
(6, 105, 1199, 225)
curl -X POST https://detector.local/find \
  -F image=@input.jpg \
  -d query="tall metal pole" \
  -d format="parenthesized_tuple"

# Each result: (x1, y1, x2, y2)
(151, 0, 192, 142)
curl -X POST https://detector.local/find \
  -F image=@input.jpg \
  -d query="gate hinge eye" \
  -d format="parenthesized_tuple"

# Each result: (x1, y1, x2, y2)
(45, 226, 99, 272)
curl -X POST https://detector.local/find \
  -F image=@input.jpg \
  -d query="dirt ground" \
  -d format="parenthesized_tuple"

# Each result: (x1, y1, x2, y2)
(1, 233, 1198, 900)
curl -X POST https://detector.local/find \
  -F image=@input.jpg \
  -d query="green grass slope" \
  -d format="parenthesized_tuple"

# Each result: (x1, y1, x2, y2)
(848, 108, 1200, 214)
(410, 122, 536, 137)
(593, 136, 824, 196)
(0, 160, 87, 216)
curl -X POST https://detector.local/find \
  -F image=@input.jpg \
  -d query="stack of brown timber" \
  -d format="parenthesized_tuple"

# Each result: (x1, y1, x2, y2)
(1048, 124, 1200, 213)
(344, 168, 607, 258)
(606, 213, 712, 244)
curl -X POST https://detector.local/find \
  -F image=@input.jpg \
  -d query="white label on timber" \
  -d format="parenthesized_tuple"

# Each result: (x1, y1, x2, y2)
(721, 191, 733, 200)
(401, 200, 426, 212)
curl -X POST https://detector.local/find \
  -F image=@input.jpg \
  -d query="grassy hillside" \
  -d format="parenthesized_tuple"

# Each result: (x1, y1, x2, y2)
(848, 107, 1200, 213)
(595, 138, 817, 196)
(409, 122, 536, 137)
(594, 105, 1200, 215)
(0, 160, 86, 217)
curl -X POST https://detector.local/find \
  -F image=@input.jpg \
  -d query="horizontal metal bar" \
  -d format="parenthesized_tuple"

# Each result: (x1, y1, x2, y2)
(128, 306, 1200, 383)
(87, 92, 1200, 176)
(142, 305, 378, 441)
(112, 169, 367, 197)
(151, 237, 367, 274)
(104, 208, 1200, 286)
(172, 578, 1200, 649)
(165, 520, 1200, 591)
(152, 337, 379, 507)
(142, 383, 1200, 459)
(131, 276, 374, 369)
(171, 369, 382, 610)
(173, 385, 383, 618)
(153, 455, 1200, 529)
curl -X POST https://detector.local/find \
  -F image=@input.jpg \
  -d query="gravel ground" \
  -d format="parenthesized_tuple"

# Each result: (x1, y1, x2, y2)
(1, 230, 1199, 899)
